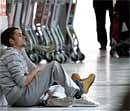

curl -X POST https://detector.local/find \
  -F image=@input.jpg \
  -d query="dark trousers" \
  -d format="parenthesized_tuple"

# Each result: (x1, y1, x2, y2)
(93, 0, 113, 47)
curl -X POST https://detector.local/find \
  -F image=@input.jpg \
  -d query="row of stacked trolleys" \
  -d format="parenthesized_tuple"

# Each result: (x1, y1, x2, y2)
(6, 0, 85, 63)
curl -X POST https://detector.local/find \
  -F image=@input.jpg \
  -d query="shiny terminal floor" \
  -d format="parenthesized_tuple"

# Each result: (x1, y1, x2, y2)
(0, 48, 130, 111)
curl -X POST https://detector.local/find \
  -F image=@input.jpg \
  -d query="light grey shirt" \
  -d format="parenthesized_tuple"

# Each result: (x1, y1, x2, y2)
(0, 47, 36, 105)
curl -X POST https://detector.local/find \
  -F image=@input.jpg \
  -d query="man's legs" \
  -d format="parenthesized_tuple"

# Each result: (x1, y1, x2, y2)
(14, 61, 80, 106)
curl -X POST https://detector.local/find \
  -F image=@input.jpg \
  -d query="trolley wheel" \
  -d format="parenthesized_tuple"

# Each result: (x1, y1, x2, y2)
(55, 54, 62, 63)
(29, 54, 37, 63)
(78, 52, 85, 61)
(71, 53, 78, 62)
(63, 54, 68, 63)
(45, 53, 53, 62)
(76, 48, 85, 61)
(55, 53, 64, 63)
(59, 51, 68, 63)
(37, 54, 43, 63)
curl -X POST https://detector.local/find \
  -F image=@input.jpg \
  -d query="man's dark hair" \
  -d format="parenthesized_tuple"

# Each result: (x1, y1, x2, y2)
(1, 27, 19, 47)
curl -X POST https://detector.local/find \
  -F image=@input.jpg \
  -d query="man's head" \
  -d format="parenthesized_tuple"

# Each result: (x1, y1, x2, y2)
(1, 27, 26, 48)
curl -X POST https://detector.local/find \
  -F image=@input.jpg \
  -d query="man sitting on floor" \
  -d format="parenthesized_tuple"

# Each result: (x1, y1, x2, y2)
(0, 27, 95, 107)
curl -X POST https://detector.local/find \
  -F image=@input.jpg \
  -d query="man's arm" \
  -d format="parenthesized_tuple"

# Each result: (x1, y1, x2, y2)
(24, 64, 46, 86)
(4, 49, 46, 87)
(24, 67, 39, 86)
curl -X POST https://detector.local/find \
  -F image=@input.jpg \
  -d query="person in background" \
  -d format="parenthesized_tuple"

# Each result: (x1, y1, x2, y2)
(93, 0, 113, 50)
(110, 0, 130, 57)
(0, 27, 95, 107)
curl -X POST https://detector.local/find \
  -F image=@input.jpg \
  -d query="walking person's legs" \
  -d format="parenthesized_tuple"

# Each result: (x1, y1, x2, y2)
(107, 0, 114, 47)
(93, 2, 107, 49)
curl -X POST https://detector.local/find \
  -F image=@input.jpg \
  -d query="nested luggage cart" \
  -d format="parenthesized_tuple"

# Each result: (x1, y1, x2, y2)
(6, 0, 85, 63)
(66, 0, 85, 62)
(7, 0, 56, 63)
(34, 0, 56, 62)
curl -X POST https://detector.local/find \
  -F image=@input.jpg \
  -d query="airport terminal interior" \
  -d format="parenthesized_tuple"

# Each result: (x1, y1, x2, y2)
(0, 0, 130, 111)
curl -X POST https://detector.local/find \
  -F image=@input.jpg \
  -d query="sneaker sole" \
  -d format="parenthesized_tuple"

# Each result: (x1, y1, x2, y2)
(46, 97, 73, 107)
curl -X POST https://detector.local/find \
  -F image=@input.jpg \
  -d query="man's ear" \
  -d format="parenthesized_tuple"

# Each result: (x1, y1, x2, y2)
(9, 38, 15, 46)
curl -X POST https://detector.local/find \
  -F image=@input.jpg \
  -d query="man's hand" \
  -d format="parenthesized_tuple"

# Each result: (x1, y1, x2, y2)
(24, 64, 46, 86)
(36, 64, 46, 72)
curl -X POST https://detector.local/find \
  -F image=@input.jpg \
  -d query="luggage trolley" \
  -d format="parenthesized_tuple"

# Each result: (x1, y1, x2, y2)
(9, 0, 55, 63)
(36, 0, 67, 63)
(42, 0, 59, 62)
(40, 0, 57, 62)
(25, 0, 55, 63)
(34, 0, 50, 46)
(7, 0, 35, 51)
(7, 0, 36, 62)
(6, 0, 56, 63)
(49, 0, 68, 63)
(34, 0, 56, 62)
(21, 0, 42, 63)
(66, 0, 85, 62)
(9, 0, 47, 63)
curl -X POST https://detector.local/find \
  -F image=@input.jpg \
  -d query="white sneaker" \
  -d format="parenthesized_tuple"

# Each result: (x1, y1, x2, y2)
(110, 49, 119, 58)
(46, 97, 73, 107)
(113, 51, 119, 58)
(73, 96, 99, 107)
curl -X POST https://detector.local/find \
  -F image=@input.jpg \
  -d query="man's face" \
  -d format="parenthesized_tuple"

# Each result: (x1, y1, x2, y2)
(10, 29, 26, 48)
